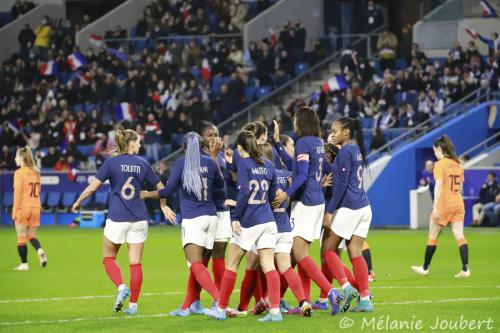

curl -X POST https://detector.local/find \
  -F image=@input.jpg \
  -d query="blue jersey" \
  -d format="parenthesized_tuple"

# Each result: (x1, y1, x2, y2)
(287, 136, 326, 206)
(273, 169, 292, 233)
(323, 159, 334, 203)
(159, 154, 224, 219)
(326, 143, 370, 213)
(95, 154, 160, 222)
(202, 151, 229, 212)
(230, 145, 286, 172)
(231, 157, 277, 228)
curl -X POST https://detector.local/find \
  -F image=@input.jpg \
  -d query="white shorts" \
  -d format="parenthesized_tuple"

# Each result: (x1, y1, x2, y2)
(181, 215, 218, 250)
(104, 219, 148, 244)
(330, 206, 372, 240)
(215, 211, 232, 242)
(275, 232, 293, 254)
(290, 202, 325, 242)
(230, 222, 277, 252)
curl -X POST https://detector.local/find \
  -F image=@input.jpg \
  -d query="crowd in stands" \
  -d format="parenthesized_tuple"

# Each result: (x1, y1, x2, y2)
(0, 0, 36, 28)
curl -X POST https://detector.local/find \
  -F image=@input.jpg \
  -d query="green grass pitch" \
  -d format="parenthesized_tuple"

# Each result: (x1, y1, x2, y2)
(0, 226, 499, 333)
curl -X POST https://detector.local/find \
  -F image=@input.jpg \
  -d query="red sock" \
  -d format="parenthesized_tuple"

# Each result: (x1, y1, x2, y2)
(253, 270, 263, 302)
(320, 261, 333, 298)
(342, 264, 358, 290)
(298, 256, 332, 295)
(279, 272, 288, 298)
(219, 269, 237, 309)
(283, 267, 305, 303)
(190, 262, 220, 301)
(239, 269, 257, 311)
(103, 257, 124, 288)
(351, 256, 369, 297)
(212, 258, 225, 290)
(193, 257, 210, 301)
(323, 250, 348, 285)
(130, 264, 143, 303)
(298, 264, 311, 302)
(181, 272, 198, 309)
(260, 269, 268, 299)
(264, 270, 280, 309)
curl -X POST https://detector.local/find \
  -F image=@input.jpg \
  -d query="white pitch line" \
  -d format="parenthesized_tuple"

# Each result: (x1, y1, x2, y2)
(0, 286, 497, 305)
(1, 297, 499, 326)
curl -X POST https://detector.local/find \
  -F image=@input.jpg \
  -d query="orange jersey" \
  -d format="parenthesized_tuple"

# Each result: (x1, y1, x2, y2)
(13, 167, 41, 220)
(433, 157, 464, 210)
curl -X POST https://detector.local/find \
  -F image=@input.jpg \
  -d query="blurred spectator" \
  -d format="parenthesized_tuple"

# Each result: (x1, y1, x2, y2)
(399, 103, 419, 127)
(481, 194, 500, 227)
(377, 30, 397, 70)
(448, 41, 465, 69)
(41, 146, 60, 169)
(11, 0, 35, 20)
(376, 104, 397, 129)
(18, 24, 35, 60)
(0, 145, 16, 170)
(144, 113, 162, 163)
(370, 127, 386, 151)
(310, 39, 326, 65)
(364, 0, 384, 32)
(229, 0, 249, 32)
(408, 43, 427, 67)
(424, 89, 444, 116)
(34, 16, 53, 61)
(419, 160, 435, 188)
(294, 20, 306, 52)
(472, 172, 499, 226)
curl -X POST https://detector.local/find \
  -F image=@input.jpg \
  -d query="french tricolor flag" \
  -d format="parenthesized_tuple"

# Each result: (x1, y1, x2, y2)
(480, 0, 497, 18)
(114, 103, 135, 121)
(89, 34, 104, 48)
(201, 58, 211, 81)
(39, 60, 58, 76)
(322, 75, 348, 93)
(463, 24, 478, 39)
(76, 71, 91, 85)
(67, 52, 87, 71)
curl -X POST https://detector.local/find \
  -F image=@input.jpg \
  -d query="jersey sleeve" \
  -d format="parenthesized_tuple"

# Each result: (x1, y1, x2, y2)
(274, 142, 293, 171)
(144, 161, 161, 187)
(268, 166, 278, 203)
(231, 162, 250, 222)
(95, 159, 110, 182)
(272, 146, 287, 170)
(159, 158, 182, 198)
(286, 139, 309, 197)
(433, 161, 443, 180)
(211, 159, 225, 190)
(326, 149, 351, 214)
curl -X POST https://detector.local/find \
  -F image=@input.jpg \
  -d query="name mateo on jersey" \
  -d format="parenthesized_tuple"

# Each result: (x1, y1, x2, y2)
(121, 165, 142, 173)
(252, 167, 268, 175)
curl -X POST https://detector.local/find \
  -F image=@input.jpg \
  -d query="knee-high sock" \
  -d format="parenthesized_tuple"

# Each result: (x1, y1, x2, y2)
(282, 267, 305, 303)
(192, 257, 210, 302)
(253, 269, 263, 302)
(219, 270, 237, 309)
(260, 269, 268, 299)
(103, 257, 124, 288)
(362, 249, 373, 272)
(279, 271, 289, 298)
(298, 256, 332, 295)
(342, 264, 358, 290)
(181, 272, 198, 309)
(423, 239, 437, 270)
(17, 243, 27, 264)
(130, 264, 143, 303)
(239, 269, 257, 311)
(350, 256, 369, 298)
(319, 261, 333, 298)
(298, 264, 311, 302)
(457, 238, 469, 271)
(323, 250, 348, 286)
(29, 237, 42, 251)
(212, 258, 225, 290)
(265, 270, 280, 309)
(190, 261, 220, 301)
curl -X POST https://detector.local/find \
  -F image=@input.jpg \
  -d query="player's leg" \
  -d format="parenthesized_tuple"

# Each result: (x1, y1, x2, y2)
(123, 242, 144, 314)
(234, 251, 261, 315)
(450, 221, 470, 278)
(257, 248, 283, 322)
(362, 242, 374, 281)
(184, 243, 220, 302)
(412, 217, 442, 275)
(27, 223, 47, 267)
(346, 235, 372, 312)
(275, 252, 310, 317)
(102, 236, 128, 312)
(212, 241, 227, 289)
(14, 222, 29, 270)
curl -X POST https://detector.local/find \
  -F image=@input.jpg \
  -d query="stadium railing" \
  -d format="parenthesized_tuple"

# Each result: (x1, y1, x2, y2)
(368, 89, 498, 162)
(156, 28, 385, 168)
(460, 131, 500, 161)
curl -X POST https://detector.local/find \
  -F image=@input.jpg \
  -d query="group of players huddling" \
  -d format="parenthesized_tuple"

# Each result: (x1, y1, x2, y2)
(70, 106, 375, 322)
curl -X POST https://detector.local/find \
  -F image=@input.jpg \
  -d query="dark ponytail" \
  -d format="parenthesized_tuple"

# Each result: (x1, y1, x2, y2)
(433, 135, 460, 163)
(237, 130, 263, 164)
(335, 117, 369, 170)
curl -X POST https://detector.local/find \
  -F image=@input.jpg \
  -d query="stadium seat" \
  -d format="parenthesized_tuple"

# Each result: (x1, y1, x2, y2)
(46, 192, 62, 210)
(2, 192, 13, 209)
(361, 117, 374, 128)
(212, 76, 223, 93)
(84, 104, 97, 113)
(40, 191, 47, 206)
(73, 104, 83, 113)
(396, 59, 407, 70)
(244, 86, 256, 103)
(94, 192, 109, 205)
(77, 145, 94, 156)
(62, 192, 77, 209)
(294, 62, 310, 76)
(81, 194, 93, 208)
(191, 66, 201, 80)
(256, 86, 271, 100)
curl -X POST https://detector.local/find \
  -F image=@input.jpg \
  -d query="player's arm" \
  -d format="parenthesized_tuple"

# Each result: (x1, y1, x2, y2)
(324, 150, 350, 226)
(231, 163, 250, 234)
(72, 178, 102, 212)
(432, 161, 443, 219)
(12, 171, 23, 221)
